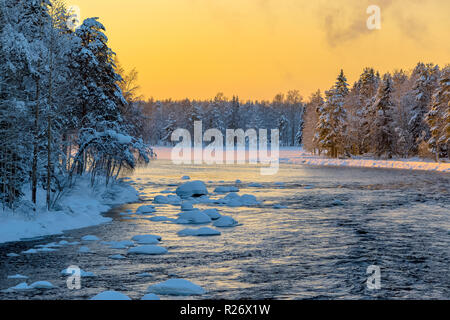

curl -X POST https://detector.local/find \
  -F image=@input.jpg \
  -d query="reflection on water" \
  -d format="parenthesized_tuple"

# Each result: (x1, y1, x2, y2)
(0, 160, 449, 300)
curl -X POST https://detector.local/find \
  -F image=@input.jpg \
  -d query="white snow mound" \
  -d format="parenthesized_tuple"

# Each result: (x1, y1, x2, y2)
(176, 181, 208, 199)
(147, 279, 206, 296)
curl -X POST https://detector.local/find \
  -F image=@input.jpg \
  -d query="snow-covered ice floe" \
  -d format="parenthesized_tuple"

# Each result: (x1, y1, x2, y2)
(6, 253, 19, 257)
(7, 274, 28, 280)
(128, 245, 168, 255)
(91, 291, 131, 300)
(141, 293, 160, 300)
(214, 186, 239, 193)
(131, 234, 161, 244)
(181, 202, 194, 211)
(154, 194, 182, 205)
(78, 246, 92, 253)
(148, 216, 176, 222)
(136, 272, 153, 277)
(181, 176, 191, 180)
(103, 240, 135, 249)
(176, 181, 208, 199)
(136, 205, 156, 214)
(248, 182, 263, 188)
(147, 279, 206, 296)
(177, 227, 221, 237)
(212, 216, 238, 228)
(216, 193, 260, 207)
(202, 208, 221, 220)
(175, 210, 212, 225)
(132, 234, 162, 242)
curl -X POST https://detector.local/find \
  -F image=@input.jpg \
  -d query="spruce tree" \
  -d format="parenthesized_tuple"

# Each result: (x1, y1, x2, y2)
(370, 74, 395, 158)
(425, 66, 450, 160)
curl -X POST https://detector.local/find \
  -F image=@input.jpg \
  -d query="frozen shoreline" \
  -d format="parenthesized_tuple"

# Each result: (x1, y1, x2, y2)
(152, 146, 450, 173)
(0, 177, 139, 244)
(279, 148, 450, 173)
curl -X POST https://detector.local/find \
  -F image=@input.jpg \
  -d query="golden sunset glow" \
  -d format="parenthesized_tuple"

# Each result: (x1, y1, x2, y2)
(72, 0, 450, 100)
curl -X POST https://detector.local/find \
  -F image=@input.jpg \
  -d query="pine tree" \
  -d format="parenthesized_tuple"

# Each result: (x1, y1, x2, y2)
(315, 70, 348, 158)
(425, 66, 450, 161)
(0, 1, 32, 207)
(409, 62, 440, 153)
(369, 74, 395, 158)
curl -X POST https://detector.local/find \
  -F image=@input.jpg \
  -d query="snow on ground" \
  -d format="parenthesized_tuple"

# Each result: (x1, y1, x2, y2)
(147, 279, 206, 296)
(152, 146, 450, 173)
(279, 147, 450, 173)
(0, 177, 139, 244)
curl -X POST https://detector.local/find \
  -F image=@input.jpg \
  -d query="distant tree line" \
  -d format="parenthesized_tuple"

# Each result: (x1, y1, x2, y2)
(302, 63, 449, 161)
(0, 0, 151, 210)
(138, 91, 305, 147)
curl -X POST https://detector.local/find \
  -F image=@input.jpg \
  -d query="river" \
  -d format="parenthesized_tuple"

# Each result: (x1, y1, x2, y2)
(0, 160, 449, 300)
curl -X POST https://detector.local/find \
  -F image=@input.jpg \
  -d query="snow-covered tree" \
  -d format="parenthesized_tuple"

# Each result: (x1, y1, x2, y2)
(425, 66, 450, 161)
(409, 63, 440, 153)
(315, 70, 349, 158)
(369, 74, 395, 158)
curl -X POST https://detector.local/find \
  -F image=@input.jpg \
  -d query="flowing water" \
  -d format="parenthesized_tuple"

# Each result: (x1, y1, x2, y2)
(0, 160, 449, 300)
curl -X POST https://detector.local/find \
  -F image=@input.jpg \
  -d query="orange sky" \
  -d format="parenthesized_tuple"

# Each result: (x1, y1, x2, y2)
(71, 0, 449, 101)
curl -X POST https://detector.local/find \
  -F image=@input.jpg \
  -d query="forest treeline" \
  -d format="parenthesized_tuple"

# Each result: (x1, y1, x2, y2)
(302, 64, 449, 160)
(0, 0, 151, 209)
(136, 62, 449, 163)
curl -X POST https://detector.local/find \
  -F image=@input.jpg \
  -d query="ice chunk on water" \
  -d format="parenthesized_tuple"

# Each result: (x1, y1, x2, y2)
(175, 210, 212, 225)
(136, 205, 156, 214)
(132, 234, 161, 244)
(30, 281, 56, 289)
(78, 246, 92, 253)
(147, 279, 206, 296)
(176, 181, 208, 199)
(109, 254, 126, 260)
(214, 186, 239, 193)
(128, 245, 168, 255)
(202, 208, 221, 220)
(213, 216, 238, 228)
(91, 291, 131, 300)
(132, 234, 162, 242)
(154, 195, 181, 205)
(178, 227, 221, 237)
(7, 274, 28, 280)
(141, 293, 160, 300)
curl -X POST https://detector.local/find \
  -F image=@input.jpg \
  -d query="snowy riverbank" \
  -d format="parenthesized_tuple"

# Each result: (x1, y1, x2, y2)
(0, 178, 139, 244)
(151, 146, 450, 173)
(279, 148, 450, 173)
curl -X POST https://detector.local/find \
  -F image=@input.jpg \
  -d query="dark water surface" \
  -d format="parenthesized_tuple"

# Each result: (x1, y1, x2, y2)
(0, 161, 449, 300)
